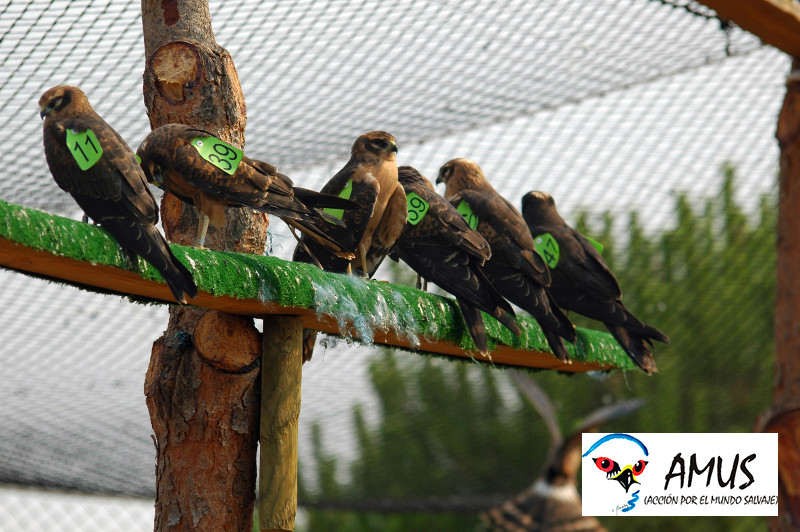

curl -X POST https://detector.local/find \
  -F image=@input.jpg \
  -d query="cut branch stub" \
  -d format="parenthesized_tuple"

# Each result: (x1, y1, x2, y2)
(194, 310, 261, 372)
(143, 39, 246, 145)
(149, 41, 202, 104)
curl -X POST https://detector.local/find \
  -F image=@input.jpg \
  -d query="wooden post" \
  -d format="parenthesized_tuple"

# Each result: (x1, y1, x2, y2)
(140, 1, 268, 530)
(767, 57, 800, 531)
(260, 316, 303, 532)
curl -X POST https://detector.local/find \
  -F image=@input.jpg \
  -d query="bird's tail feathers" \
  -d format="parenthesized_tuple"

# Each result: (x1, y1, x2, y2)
(604, 323, 659, 374)
(457, 300, 489, 356)
(294, 187, 358, 211)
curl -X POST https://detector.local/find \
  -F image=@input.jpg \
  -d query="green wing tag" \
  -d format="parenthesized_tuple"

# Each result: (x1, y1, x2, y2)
(66, 129, 103, 170)
(585, 235, 604, 255)
(324, 179, 353, 221)
(405, 192, 429, 225)
(533, 233, 560, 268)
(191, 136, 243, 175)
(456, 200, 478, 230)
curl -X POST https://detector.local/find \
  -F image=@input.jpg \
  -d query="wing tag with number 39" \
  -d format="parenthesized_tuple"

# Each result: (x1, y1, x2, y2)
(191, 136, 243, 175)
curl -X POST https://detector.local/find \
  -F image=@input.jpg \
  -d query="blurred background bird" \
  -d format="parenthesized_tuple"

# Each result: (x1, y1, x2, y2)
(482, 370, 644, 531)
(522, 191, 669, 374)
(40, 86, 197, 304)
(437, 158, 575, 362)
(137, 123, 357, 258)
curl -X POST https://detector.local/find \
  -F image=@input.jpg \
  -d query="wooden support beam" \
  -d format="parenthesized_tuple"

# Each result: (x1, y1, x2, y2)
(697, 0, 800, 57)
(766, 57, 800, 531)
(0, 199, 637, 373)
(260, 316, 303, 532)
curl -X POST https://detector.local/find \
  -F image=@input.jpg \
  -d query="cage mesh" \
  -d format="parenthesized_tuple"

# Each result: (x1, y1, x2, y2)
(0, 0, 787, 529)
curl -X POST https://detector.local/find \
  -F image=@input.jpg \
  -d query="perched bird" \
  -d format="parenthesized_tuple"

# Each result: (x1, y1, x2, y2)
(381, 166, 521, 355)
(521, 191, 669, 374)
(293, 131, 404, 362)
(481, 370, 644, 532)
(39, 86, 197, 304)
(437, 159, 575, 362)
(293, 131, 404, 276)
(136, 123, 357, 256)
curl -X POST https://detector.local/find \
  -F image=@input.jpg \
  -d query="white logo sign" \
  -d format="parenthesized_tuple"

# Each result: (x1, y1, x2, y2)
(581, 433, 778, 516)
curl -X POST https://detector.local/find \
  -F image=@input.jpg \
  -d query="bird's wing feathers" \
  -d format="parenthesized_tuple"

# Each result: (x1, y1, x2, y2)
(460, 189, 548, 281)
(51, 115, 157, 224)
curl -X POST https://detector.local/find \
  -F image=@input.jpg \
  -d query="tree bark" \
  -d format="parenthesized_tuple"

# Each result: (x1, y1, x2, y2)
(140, 1, 267, 530)
(767, 57, 800, 531)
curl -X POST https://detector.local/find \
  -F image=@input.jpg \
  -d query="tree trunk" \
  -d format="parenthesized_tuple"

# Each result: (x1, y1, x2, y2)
(768, 57, 800, 531)
(140, 1, 268, 530)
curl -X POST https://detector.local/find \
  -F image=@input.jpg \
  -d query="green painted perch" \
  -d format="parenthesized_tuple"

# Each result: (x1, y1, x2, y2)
(0, 197, 636, 372)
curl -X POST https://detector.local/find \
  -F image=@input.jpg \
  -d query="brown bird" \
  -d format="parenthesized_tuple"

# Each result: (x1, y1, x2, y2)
(40, 86, 197, 304)
(436, 158, 575, 362)
(136, 123, 357, 257)
(522, 191, 669, 374)
(293, 131, 403, 362)
(293, 131, 404, 276)
(380, 166, 520, 355)
(482, 370, 644, 532)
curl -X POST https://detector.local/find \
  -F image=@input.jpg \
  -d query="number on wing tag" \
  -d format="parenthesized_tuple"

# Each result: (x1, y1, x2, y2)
(66, 129, 103, 170)
(191, 136, 243, 175)
(323, 179, 353, 221)
(406, 192, 429, 225)
(456, 200, 478, 230)
(533, 233, 560, 268)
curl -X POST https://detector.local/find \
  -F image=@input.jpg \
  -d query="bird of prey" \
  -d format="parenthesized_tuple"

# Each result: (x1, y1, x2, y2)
(293, 131, 404, 276)
(136, 123, 357, 257)
(293, 131, 403, 363)
(482, 370, 643, 532)
(521, 191, 669, 374)
(40, 86, 197, 304)
(437, 158, 575, 362)
(380, 166, 521, 355)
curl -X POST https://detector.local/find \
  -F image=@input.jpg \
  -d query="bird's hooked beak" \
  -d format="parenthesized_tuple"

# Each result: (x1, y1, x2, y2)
(612, 467, 639, 493)
(40, 107, 48, 120)
(389, 140, 398, 154)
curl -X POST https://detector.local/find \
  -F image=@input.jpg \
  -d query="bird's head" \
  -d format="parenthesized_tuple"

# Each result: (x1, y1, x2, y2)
(39, 86, 89, 121)
(398, 165, 435, 191)
(136, 135, 165, 188)
(521, 190, 561, 225)
(352, 131, 397, 161)
(436, 158, 490, 200)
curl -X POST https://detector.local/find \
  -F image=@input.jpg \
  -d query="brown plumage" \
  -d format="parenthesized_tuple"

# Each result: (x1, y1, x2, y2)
(293, 131, 403, 361)
(39, 86, 197, 304)
(136, 123, 357, 255)
(292, 131, 403, 276)
(436, 158, 575, 362)
(383, 166, 520, 355)
(522, 191, 669, 374)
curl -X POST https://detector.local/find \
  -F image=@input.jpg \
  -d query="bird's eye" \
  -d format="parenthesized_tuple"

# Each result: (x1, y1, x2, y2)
(372, 139, 388, 150)
(51, 97, 62, 110)
(633, 460, 647, 476)
(594, 457, 615, 473)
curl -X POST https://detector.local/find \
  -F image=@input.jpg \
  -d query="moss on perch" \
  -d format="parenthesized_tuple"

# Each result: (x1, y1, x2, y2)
(0, 198, 637, 372)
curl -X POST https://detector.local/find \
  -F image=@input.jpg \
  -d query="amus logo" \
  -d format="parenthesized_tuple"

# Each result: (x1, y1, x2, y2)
(581, 433, 778, 517)
(582, 433, 649, 514)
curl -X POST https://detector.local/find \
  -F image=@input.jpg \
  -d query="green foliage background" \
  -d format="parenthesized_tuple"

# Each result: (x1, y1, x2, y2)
(295, 165, 775, 531)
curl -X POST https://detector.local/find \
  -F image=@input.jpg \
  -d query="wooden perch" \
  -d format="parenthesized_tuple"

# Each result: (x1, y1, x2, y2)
(0, 198, 636, 373)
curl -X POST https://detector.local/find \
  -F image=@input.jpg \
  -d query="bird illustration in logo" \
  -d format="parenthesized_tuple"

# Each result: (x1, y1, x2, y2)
(583, 433, 649, 511)
(591, 455, 648, 493)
